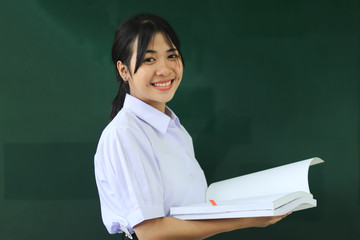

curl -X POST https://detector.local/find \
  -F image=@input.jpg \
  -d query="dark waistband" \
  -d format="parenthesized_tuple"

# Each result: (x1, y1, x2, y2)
(124, 233, 138, 240)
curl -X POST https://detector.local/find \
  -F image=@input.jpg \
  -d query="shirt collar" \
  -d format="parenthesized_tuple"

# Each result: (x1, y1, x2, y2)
(123, 94, 180, 134)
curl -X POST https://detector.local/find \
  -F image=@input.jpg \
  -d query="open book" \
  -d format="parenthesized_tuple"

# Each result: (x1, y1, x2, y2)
(170, 157, 324, 220)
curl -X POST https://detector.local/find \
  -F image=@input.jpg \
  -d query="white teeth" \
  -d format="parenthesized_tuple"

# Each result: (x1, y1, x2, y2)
(154, 81, 171, 87)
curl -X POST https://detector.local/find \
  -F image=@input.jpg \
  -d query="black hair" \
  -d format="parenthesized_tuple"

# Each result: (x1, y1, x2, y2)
(110, 13, 184, 120)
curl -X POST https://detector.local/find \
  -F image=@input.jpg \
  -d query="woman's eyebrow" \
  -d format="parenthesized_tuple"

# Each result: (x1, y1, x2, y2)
(145, 48, 177, 53)
(167, 48, 177, 52)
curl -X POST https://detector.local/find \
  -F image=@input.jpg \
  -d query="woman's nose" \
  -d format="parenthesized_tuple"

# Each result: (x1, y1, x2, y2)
(155, 58, 171, 77)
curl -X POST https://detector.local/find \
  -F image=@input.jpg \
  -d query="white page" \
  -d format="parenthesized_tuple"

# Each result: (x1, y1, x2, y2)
(173, 197, 317, 220)
(206, 157, 323, 202)
(170, 191, 311, 215)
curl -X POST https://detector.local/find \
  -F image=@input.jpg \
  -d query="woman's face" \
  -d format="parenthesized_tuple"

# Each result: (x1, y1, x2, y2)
(126, 32, 183, 113)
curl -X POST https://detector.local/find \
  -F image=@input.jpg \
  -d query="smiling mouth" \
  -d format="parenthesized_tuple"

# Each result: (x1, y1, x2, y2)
(152, 80, 173, 87)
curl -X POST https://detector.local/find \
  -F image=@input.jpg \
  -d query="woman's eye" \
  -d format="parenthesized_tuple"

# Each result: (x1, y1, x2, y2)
(144, 57, 155, 63)
(168, 54, 179, 60)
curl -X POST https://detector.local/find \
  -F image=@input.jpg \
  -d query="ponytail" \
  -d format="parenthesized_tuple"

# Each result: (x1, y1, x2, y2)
(110, 72, 130, 120)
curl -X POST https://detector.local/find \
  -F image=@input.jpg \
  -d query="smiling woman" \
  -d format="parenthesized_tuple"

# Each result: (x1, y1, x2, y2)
(94, 13, 290, 240)
(117, 32, 183, 113)
(109, 14, 185, 120)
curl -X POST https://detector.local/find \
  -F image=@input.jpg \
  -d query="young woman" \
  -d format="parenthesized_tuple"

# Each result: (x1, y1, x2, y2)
(94, 14, 290, 240)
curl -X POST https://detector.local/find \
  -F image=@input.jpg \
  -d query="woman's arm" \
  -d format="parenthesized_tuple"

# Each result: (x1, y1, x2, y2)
(134, 213, 291, 240)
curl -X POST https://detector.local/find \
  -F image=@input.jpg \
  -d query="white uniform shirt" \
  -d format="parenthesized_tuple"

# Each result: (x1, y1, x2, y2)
(94, 94, 208, 234)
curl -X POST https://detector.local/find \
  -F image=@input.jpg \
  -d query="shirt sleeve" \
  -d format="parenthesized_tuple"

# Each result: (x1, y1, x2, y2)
(94, 126, 165, 234)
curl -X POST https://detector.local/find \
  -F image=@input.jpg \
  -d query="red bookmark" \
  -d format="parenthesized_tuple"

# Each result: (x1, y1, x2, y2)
(209, 200, 217, 206)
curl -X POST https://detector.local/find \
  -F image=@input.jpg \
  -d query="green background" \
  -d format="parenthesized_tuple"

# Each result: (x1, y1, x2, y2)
(0, 0, 359, 239)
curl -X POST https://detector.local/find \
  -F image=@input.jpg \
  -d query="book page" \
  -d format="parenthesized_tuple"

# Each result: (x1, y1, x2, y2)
(206, 157, 323, 202)
(171, 191, 312, 215)
(172, 197, 317, 220)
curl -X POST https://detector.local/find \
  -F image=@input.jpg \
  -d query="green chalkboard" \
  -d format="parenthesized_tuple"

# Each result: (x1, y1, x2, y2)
(0, 0, 359, 239)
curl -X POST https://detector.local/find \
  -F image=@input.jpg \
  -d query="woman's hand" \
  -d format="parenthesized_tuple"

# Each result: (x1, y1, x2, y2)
(243, 212, 292, 228)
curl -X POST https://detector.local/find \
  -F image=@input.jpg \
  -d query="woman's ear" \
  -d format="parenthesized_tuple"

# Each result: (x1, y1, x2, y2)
(117, 61, 129, 82)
